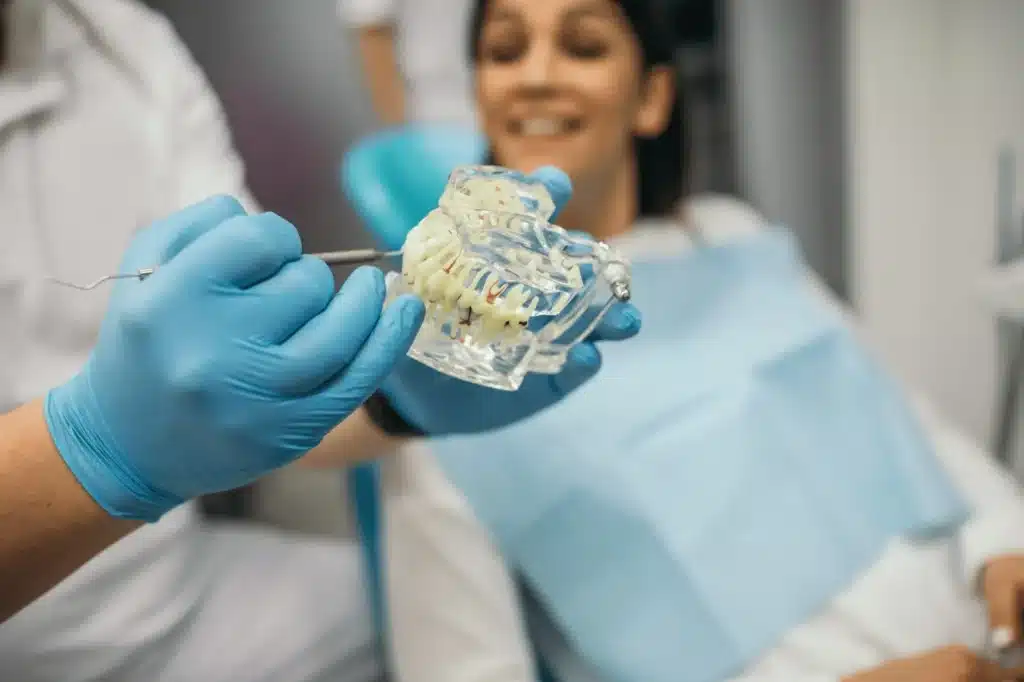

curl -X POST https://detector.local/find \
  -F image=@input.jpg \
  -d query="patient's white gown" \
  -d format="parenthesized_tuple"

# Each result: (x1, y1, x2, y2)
(377, 197, 1024, 682)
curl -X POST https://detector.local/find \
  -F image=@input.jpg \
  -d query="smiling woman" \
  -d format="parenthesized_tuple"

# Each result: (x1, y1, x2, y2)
(470, 0, 685, 241)
(357, 2, 1024, 682)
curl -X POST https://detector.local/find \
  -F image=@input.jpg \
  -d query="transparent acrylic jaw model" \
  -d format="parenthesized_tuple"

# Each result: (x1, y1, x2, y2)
(385, 165, 632, 391)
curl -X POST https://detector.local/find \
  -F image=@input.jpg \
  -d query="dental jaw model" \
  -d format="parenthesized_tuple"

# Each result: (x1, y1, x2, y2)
(386, 165, 632, 391)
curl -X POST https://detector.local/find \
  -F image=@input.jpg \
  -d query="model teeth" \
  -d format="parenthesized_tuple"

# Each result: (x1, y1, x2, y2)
(445, 176, 529, 216)
(400, 185, 586, 345)
(482, 272, 501, 295)
(409, 262, 540, 344)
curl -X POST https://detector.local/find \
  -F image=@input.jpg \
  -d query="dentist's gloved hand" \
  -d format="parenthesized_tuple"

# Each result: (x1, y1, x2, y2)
(45, 196, 424, 521)
(375, 166, 642, 435)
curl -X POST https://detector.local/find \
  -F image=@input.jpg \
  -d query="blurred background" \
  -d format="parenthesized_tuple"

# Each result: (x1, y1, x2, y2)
(140, 0, 1024, 536)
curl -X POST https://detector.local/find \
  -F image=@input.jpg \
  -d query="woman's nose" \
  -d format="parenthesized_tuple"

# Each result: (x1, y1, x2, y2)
(519, 43, 559, 90)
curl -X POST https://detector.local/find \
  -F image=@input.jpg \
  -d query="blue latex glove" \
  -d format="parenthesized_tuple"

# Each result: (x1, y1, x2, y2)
(44, 196, 425, 521)
(380, 166, 642, 435)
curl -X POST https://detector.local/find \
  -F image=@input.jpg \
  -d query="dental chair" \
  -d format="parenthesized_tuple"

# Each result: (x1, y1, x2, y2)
(340, 125, 560, 682)
(341, 124, 487, 251)
(340, 121, 494, 662)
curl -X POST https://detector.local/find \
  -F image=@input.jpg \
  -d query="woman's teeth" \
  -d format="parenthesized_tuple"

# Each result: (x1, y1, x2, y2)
(518, 118, 577, 136)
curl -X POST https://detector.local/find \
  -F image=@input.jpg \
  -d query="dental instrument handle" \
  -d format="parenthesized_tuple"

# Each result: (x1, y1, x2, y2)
(314, 248, 403, 266)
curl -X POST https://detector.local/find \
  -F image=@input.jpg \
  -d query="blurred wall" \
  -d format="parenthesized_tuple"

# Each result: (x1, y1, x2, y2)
(723, 0, 847, 297)
(846, 0, 1024, 448)
(726, 0, 1024, 453)
(143, 0, 379, 253)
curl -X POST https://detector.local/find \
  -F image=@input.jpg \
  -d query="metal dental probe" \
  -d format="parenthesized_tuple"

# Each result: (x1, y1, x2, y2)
(45, 248, 404, 291)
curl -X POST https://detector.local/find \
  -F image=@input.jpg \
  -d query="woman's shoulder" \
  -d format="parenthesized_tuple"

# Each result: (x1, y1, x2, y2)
(679, 194, 859, 323)
(680, 193, 767, 244)
(620, 194, 766, 255)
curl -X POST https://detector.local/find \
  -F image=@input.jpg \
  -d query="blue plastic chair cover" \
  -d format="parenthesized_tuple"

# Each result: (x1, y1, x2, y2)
(340, 124, 487, 249)
(340, 124, 558, 681)
(339, 121, 486, 637)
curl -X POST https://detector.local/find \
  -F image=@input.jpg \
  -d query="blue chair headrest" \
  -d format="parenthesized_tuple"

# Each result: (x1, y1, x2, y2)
(339, 123, 485, 644)
(341, 124, 487, 250)
(338, 125, 574, 677)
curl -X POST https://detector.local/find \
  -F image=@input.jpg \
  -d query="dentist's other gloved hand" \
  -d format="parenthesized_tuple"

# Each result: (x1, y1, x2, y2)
(378, 166, 642, 435)
(45, 196, 425, 521)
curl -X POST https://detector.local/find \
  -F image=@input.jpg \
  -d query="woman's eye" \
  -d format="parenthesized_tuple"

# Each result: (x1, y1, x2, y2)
(571, 43, 607, 59)
(563, 35, 609, 60)
(481, 34, 526, 63)
(488, 45, 523, 63)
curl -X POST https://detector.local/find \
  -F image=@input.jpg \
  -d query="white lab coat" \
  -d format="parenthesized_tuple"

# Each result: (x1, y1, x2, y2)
(337, 0, 476, 127)
(378, 196, 1024, 682)
(0, 2, 379, 680)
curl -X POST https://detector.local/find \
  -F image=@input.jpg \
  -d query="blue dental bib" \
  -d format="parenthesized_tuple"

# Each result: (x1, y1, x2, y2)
(429, 227, 969, 682)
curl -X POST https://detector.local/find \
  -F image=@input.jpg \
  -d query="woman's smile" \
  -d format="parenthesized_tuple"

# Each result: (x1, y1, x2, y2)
(506, 115, 585, 137)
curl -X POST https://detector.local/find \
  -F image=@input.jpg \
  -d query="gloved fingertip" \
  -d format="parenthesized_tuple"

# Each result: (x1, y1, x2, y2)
(391, 293, 426, 336)
(198, 194, 248, 217)
(614, 303, 642, 331)
(138, 194, 249, 266)
(252, 211, 300, 235)
(570, 342, 601, 368)
(297, 252, 335, 280)
(234, 211, 304, 264)
(344, 265, 386, 300)
(591, 303, 642, 342)
(552, 343, 601, 394)
(529, 166, 572, 211)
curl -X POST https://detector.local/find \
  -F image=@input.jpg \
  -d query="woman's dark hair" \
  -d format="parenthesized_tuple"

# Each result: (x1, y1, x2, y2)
(467, 0, 688, 217)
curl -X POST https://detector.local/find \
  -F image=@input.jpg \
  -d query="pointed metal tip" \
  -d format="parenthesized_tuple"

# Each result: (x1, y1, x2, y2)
(44, 273, 141, 291)
(44, 275, 108, 291)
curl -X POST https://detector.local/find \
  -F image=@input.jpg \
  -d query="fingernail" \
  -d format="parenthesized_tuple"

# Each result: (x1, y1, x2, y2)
(992, 626, 1015, 651)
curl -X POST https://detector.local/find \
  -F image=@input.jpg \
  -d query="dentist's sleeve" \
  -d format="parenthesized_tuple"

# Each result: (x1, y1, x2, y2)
(380, 443, 538, 682)
(156, 15, 260, 211)
(337, 0, 396, 27)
